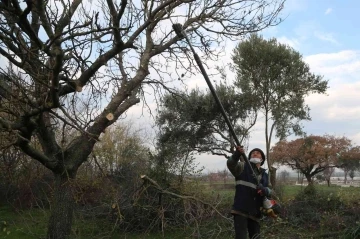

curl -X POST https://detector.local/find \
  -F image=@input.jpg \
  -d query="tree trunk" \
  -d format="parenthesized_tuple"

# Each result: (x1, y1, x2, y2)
(305, 174, 312, 184)
(326, 179, 330, 187)
(344, 171, 348, 184)
(47, 171, 77, 239)
(269, 167, 277, 188)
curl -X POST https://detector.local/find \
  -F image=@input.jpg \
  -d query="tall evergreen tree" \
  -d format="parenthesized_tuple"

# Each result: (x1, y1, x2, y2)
(232, 34, 328, 186)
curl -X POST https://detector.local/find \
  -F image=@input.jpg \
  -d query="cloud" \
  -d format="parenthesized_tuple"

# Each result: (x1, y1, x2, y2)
(283, 0, 308, 14)
(325, 8, 332, 15)
(302, 50, 360, 145)
(305, 50, 358, 63)
(314, 31, 339, 45)
(277, 36, 300, 49)
(292, 21, 339, 46)
(304, 50, 360, 84)
(306, 82, 360, 120)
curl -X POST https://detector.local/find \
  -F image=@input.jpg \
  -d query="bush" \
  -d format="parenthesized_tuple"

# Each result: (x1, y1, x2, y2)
(285, 184, 345, 230)
(343, 222, 360, 239)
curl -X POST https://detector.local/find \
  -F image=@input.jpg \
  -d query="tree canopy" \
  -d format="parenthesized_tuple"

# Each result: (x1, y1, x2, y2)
(270, 135, 353, 183)
(231, 34, 328, 185)
(156, 82, 258, 157)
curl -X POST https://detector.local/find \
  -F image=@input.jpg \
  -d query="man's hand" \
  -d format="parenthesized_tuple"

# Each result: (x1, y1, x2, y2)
(232, 146, 244, 160)
(235, 146, 245, 153)
(257, 184, 271, 197)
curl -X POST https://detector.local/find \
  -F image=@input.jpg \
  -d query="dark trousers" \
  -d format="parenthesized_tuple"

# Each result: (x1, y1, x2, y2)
(233, 214, 260, 239)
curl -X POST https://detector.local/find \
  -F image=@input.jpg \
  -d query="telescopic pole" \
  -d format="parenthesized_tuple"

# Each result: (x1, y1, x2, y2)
(172, 24, 259, 183)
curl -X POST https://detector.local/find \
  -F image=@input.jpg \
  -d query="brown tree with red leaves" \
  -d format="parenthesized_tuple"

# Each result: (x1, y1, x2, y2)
(270, 135, 353, 184)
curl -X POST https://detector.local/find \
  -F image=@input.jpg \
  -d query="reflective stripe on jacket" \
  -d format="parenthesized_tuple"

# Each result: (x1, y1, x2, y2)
(232, 163, 269, 218)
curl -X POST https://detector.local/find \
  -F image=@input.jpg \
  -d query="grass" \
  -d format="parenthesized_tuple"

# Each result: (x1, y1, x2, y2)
(279, 184, 360, 203)
(0, 206, 48, 239)
(1, 183, 359, 238)
(209, 182, 360, 203)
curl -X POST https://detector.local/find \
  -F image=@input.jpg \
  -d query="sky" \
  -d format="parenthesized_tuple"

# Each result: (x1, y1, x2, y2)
(123, 0, 360, 174)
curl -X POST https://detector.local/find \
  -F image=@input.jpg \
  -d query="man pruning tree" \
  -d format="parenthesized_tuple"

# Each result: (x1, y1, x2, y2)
(227, 146, 273, 239)
(171, 22, 280, 239)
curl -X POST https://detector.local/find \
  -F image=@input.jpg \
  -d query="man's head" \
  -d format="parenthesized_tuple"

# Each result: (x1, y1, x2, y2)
(248, 148, 266, 166)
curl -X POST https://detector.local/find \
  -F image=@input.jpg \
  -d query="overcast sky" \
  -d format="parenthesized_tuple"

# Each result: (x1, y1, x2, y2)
(125, 0, 360, 173)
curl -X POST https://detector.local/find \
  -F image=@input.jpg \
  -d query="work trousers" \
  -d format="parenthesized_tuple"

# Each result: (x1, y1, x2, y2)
(233, 214, 260, 239)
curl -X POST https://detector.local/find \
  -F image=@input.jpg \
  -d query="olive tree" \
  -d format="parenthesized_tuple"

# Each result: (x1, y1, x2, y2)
(156, 83, 258, 157)
(232, 34, 328, 186)
(0, 0, 284, 238)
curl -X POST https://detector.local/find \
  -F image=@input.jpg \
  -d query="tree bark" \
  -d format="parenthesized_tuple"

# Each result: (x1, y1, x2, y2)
(344, 171, 348, 184)
(269, 166, 277, 188)
(47, 171, 77, 239)
(305, 174, 312, 184)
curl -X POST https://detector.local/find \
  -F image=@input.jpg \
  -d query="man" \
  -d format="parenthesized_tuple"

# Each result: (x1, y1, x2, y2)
(227, 146, 272, 239)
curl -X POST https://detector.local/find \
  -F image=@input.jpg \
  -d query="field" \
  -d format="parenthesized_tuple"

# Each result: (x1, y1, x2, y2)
(1, 183, 360, 239)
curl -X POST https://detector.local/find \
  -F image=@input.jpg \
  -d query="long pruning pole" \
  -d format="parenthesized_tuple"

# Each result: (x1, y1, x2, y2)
(172, 24, 259, 184)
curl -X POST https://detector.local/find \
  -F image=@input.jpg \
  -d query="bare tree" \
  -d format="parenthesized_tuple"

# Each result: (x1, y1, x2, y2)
(279, 170, 289, 183)
(0, 0, 284, 238)
(218, 168, 230, 184)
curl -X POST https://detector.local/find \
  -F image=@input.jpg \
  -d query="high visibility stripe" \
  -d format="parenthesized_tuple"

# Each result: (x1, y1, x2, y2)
(235, 180, 257, 189)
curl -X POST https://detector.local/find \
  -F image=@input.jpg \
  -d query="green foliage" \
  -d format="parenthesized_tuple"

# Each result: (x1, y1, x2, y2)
(93, 123, 149, 175)
(0, 207, 48, 239)
(156, 83, 258, 156)
(338, 146, 360, 180)
(344, 222, 360, 239)
(232, 33, 328, 170)
(286, 185, 348, 232)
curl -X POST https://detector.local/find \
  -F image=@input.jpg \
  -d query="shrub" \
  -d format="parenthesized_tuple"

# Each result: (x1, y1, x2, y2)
(285, 185, 345, 230)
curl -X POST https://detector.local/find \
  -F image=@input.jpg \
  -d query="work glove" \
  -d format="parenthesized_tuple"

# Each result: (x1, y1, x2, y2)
(257, 184, 271, 197)
(232, 146, 244, 161)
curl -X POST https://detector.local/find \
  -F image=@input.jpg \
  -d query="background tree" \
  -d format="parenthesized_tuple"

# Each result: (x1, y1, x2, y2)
(218, 168, 230, 185)
(338, 146, 360, 184)
(148, 138, 202, 190)
(156, 82, 258, 157)
(322, 167, 335, 187)
(270, 135, 352, 184)
(349, 169, 356, 182)
(0, 1, 284, 237)
(92, 123, 149, 177)
(231, 34, 328, 187)
(278, 170, 290, 183)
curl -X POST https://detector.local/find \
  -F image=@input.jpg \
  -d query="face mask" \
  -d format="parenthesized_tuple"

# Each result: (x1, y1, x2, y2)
(249, 158, 262, 164)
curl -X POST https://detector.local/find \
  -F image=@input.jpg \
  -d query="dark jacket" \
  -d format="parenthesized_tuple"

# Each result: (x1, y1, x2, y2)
(227, 153, 269, 219)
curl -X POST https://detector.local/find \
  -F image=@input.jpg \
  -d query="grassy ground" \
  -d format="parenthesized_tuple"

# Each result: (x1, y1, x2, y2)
(0, 206, 48, 239)
(209, 182, 360, 202)
(1, 184, 359, 238)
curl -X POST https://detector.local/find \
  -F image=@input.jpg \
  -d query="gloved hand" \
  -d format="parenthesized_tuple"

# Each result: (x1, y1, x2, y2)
(257, 184, 271, 197)
(232, 146, 244, 161)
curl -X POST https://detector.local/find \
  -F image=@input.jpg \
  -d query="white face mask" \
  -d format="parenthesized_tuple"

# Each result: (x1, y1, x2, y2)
(249, 158, 262, 164)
